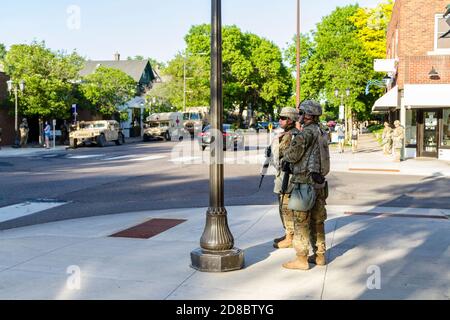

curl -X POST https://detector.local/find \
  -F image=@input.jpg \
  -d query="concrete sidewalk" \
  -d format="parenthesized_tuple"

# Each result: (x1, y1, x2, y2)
(330, 133, 450, 177)
(0, 204, 448, 300)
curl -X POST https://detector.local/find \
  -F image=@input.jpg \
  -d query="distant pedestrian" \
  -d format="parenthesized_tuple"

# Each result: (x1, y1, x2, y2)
(392, 120, 404, 162)
(351, 124, 359, 153)
(337, 124, 345, 153)
(44, 121, 51, 149)
(382, 122, 393, 156)
(19, 118, 29, 148)
(59, 120, 69, 145)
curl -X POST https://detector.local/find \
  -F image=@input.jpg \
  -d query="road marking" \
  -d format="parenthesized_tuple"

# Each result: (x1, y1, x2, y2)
(133, 155, 167, 161)
(67, 154, 104, 159)
(0, 201, 68, 223)
(170, 156, 201, 163)
(103, 155, 136, 161)
(344, 211, 448, 220)
(349, 168, 400, 173)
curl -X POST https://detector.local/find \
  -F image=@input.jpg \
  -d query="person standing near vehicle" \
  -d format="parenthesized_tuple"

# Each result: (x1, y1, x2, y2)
(44, 121, 51, 149)
(271, 107, 300, 249)
(351, 124, 359, 153)
(282, 100, 328, 270)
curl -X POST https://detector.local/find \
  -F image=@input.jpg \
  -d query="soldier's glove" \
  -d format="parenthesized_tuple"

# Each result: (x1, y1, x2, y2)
(281, 160, 291, 173)
(265, 146, 272, 158)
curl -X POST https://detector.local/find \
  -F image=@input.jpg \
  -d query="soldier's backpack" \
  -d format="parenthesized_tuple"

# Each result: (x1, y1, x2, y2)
(317, 127, 331, 177)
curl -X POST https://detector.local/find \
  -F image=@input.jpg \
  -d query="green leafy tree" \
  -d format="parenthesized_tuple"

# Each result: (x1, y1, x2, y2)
(80, 66, 136, 116)
(0, 43, 6, 61)
(285, 4, 392, 122)
(3, 41, 84, 119)
(157, 24, 292, 124)
(284, 33, 315, 105)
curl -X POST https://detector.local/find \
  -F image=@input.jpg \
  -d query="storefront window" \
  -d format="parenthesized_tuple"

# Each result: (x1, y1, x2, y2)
(405, 109, 417, 146)
(442, 109, 450, 148)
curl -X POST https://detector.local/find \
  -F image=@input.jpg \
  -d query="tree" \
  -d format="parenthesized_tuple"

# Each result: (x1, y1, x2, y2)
(80, 66, 136, 116)
(157, 24, 293, 124)
(3, 41, 84, 119)
(0, 43, 6, 61)
(285, 4, 393, 122)
(284, 33, 315, 105)
(349, 0, 394, 60)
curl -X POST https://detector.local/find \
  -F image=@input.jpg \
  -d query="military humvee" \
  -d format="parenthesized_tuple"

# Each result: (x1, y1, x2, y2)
(69, 120, 125, 148)
(143, 112, 185, 141)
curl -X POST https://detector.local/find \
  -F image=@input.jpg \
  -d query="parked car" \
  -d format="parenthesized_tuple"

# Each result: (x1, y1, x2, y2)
(198, 124, 245, 151)
(69, 120, 125, 148)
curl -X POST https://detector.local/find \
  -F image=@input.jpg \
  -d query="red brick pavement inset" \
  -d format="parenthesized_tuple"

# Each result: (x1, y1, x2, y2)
(110, 219, 187, 239)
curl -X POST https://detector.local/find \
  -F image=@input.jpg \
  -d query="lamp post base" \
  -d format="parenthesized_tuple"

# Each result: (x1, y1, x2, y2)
(190, 248, 244, 272)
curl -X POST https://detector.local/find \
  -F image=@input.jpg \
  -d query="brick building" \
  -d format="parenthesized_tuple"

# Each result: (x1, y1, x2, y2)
(373, 0, 450, 160)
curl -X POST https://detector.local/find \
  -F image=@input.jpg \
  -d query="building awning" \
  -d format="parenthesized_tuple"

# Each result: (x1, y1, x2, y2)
(404, 84, 450, 108)
(372, 85, 398, 113)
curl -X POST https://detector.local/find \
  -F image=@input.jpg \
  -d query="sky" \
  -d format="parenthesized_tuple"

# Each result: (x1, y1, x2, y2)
(1, 0, 384, 63)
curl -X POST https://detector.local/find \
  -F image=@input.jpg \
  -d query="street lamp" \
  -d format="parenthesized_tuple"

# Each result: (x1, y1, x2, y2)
(190, 0, 244, 272)
(334, 88, 350, 140)
(7, 79, 25, 147)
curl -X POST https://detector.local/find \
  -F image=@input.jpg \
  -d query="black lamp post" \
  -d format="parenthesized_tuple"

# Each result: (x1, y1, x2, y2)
(6, 79, 25, 147)
(190, 0, 244, 272)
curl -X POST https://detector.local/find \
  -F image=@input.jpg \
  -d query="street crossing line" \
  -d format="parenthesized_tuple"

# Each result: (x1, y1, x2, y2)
(67, 154, 104, 159)
(103, 155, 136, 161)
(0, 201, 68, 223)
(133, 155, 167, 161)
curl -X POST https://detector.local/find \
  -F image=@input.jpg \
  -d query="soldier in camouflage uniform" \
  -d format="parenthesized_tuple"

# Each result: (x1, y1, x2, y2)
(272, 107, 300, 249)
(282, 100, 328, 270)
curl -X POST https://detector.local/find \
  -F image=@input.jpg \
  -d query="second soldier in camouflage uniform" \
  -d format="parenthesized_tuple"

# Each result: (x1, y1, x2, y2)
(272, 107, 300, 249)
(282, 100, 328, 270)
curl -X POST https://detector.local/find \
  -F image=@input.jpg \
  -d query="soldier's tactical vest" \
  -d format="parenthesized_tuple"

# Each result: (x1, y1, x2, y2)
(291, 124, 321, 178)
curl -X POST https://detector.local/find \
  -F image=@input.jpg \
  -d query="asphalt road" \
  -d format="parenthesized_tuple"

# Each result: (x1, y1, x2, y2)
(1, 136, 449, 230)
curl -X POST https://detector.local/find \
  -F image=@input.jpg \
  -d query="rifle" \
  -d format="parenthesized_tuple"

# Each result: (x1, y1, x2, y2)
(258, 145, 272, 190)
(280, 160, 292, 195)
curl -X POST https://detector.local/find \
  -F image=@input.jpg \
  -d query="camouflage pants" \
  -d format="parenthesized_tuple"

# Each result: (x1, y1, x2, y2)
(279, 194, 295, 234)
(291, 188, 328, 256)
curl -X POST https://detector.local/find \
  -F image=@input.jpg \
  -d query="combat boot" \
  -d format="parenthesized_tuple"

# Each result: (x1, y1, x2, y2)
(282, 255, 309, 270)
(275, 233, 293, 249)
(308, 253, 326, 266)
(273, 235, 286, 244)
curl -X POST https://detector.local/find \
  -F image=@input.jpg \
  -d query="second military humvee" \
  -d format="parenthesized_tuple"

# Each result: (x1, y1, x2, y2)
(69, 120, 125, 148)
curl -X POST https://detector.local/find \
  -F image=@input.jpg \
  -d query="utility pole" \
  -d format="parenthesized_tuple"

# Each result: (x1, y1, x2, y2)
(296, 0, 301, 108)
(183, 53, 187, 112)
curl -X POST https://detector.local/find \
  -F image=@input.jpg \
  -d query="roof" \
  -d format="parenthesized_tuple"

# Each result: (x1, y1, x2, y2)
(79, 60, 153, 82)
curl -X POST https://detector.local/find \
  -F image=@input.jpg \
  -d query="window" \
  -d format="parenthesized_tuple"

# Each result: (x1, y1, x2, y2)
(435, 15, 450, 50)
(405, 109, 417, 146)
(442, 109, 450, 148)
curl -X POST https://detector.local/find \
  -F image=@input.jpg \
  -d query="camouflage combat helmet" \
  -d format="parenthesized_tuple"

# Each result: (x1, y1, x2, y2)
(299, 100, 322, 116)
(279, 107, 299, 122)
